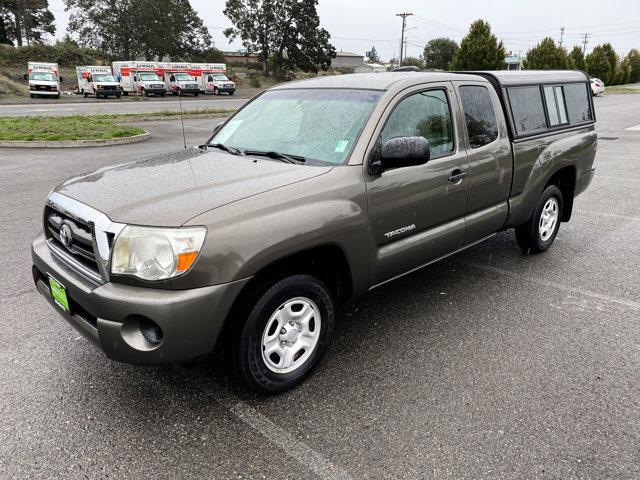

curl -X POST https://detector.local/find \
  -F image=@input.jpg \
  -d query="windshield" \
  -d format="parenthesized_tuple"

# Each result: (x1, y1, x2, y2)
(93, 73, 116, 82)
(212, 89, 383, 165)
(138, 73, 160, 81)
(29, 72, 56, 82)
(213, 74, 229, 81)
(175, 73, 194, 81)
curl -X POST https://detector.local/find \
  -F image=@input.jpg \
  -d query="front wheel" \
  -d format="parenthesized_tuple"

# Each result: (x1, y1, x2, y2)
(233, 274, 335, 394)
(515, 184, 564, 253)
(228, 91, 234, 96)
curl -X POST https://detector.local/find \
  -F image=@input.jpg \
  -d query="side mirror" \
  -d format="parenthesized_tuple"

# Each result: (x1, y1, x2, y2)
(369, 136, 430, 175)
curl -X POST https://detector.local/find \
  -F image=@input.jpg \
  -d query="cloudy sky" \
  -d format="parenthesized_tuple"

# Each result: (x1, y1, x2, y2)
(49, 0, 640, 60)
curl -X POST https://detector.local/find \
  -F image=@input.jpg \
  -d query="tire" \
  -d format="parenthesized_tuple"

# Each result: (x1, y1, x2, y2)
(233, 274, 335, 394)
(194, 91, 199, 97)
(116, 94, 121, 99)
(144, 90, 149, 97)
(122, 91, 128, 96)
(30, 93, 34, 99)
(55, 94, 60, 99)
(214, 87, 219, 96)
(83, 90, 88, 98)
(515, 184, 564, 253)
(160, 92, 165, 97)
(228, 91, 234, 96)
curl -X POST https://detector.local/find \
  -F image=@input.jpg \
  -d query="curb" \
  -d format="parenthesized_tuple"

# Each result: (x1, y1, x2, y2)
(0, 132, 150, 148)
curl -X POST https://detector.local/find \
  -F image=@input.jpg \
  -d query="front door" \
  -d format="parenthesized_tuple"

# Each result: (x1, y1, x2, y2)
(365, 83, 470, 285)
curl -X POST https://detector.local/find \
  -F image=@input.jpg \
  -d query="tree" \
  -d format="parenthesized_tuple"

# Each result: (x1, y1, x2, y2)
(451, 19, 505, 70)
(365, 45, 379, 63)
(586, 46, 611, 84)
(402, 56, 424, 69)
(522, 37, 570, 70)
(569, 46, 585, 70)
(1, 0, 55, 46)
(623, 49, 640, 84)
(224, 0, 335, 77)
(600, 43, 619, 84)
(423, 37, 458, 70)
(65, 0, 211, 60)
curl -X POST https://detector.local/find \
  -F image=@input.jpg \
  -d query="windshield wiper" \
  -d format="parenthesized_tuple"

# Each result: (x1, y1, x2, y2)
(243, 150, 306, 164)
(199, 143, 242, 155)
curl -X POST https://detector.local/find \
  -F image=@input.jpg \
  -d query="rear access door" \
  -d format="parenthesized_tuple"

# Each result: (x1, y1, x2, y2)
(452, 80, 512, 243)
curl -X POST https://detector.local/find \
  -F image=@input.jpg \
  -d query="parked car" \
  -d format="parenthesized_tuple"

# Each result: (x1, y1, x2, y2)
(32, 70, 596, 393)
(591, 77, 605, 96)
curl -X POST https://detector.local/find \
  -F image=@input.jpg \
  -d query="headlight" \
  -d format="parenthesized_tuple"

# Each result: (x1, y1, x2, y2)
(111, 226, 206, 281)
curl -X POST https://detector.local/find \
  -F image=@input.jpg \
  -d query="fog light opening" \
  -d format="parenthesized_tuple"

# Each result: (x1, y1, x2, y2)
(139, 317, 163, 345)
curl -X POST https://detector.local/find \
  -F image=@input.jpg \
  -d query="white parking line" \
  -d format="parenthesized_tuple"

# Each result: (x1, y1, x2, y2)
(157, 121, 213, 131)
(465, 262, 640, 310)
(624, 124, 640, 131)
(213, 388, 353, 480)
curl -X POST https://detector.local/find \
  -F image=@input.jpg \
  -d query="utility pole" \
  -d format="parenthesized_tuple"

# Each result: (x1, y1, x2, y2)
(396, 12, 413, 66)
(559, 27, 565, 48)
(582, 33, 590, 54)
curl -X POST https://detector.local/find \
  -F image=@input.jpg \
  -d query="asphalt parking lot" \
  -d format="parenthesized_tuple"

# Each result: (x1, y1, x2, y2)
(1, 94, 639, 479)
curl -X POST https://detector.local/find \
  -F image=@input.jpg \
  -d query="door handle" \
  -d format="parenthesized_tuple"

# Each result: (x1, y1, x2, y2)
(448, 169, 468, 183)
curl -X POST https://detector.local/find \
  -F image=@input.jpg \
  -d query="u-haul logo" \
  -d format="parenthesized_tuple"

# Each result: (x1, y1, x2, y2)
(384, 224, 416, 238)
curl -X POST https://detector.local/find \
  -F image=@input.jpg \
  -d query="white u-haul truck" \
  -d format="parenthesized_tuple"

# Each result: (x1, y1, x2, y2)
(159, 62, 200, 96)
(27, 62, 61, 99)
(190, 63, 235, 95)
(76, 66, 121, 99)
(112, 61, 167, 97)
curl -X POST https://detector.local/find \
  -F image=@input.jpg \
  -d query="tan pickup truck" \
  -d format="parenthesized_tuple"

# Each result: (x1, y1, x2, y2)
(32, 70, 596, 393)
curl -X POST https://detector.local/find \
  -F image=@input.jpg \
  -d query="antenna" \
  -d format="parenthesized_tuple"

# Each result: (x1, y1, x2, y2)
(559, 27, 565, 48)
(177, 90, 187, 149)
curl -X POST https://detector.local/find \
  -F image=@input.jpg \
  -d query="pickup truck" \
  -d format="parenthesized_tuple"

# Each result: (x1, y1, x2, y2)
(32, 70, 597, 393)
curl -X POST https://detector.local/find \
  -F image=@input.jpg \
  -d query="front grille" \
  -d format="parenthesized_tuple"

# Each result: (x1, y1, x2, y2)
(44, 205, 102, 282)
(35, 85, 53, 91)
(102, 85, 117, 91)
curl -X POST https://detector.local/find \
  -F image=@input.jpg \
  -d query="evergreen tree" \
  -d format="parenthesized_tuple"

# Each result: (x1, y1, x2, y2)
(451, 20, 505, 71)
(569, 46, 585, 70)
(522, 37, 570, 70)
(366, 45, 380, 63)
(600, 43, 619, 84)
(623, 49, 640, 84)
(224, 0, 335, 77)
(1, 0, 55, 46)
(586, 46, 612, 83)
(65, 0, 211, 60)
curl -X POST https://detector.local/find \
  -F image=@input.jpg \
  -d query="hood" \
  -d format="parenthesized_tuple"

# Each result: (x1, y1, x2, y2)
(55, 148, 333, 226)
(95, 81, 120, 87)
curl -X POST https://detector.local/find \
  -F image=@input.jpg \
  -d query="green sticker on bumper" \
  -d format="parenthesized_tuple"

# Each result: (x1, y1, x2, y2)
(48, 276, 69, 312)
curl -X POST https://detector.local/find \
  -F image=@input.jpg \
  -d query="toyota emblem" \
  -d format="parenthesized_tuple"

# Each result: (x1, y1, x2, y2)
(59, 223, 72, 249)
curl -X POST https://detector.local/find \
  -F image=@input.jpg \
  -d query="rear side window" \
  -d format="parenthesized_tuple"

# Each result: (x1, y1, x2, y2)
(459, 85, 498, 148)
(381, 89, 454, 157)
(543, 86, 569, 126)
(564, 83, 592, 123)
(508, 86, 547, 135)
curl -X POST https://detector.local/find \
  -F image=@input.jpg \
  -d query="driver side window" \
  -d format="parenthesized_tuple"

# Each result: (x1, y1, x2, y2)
(381, 89, 454, 157)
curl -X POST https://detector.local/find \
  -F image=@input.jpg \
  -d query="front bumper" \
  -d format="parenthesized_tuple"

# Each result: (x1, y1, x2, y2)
(31, 90, 59, 96)
(141, 88, 166, 95)
(95, 89, 120, 96)
(32, 234, 248, 365)
(216, 87, 236, 93)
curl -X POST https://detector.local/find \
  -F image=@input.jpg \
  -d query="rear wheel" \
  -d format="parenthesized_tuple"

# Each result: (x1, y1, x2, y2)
(233, 274, 335, 394)
(515, 184, 563, 253)
(229, 91, 234, 96)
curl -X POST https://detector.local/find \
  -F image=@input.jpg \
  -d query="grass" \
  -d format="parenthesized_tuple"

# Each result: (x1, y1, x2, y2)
(101, 108, 236, 122)
(604, 86, 639, 94)
(0, 115, 145, 141)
